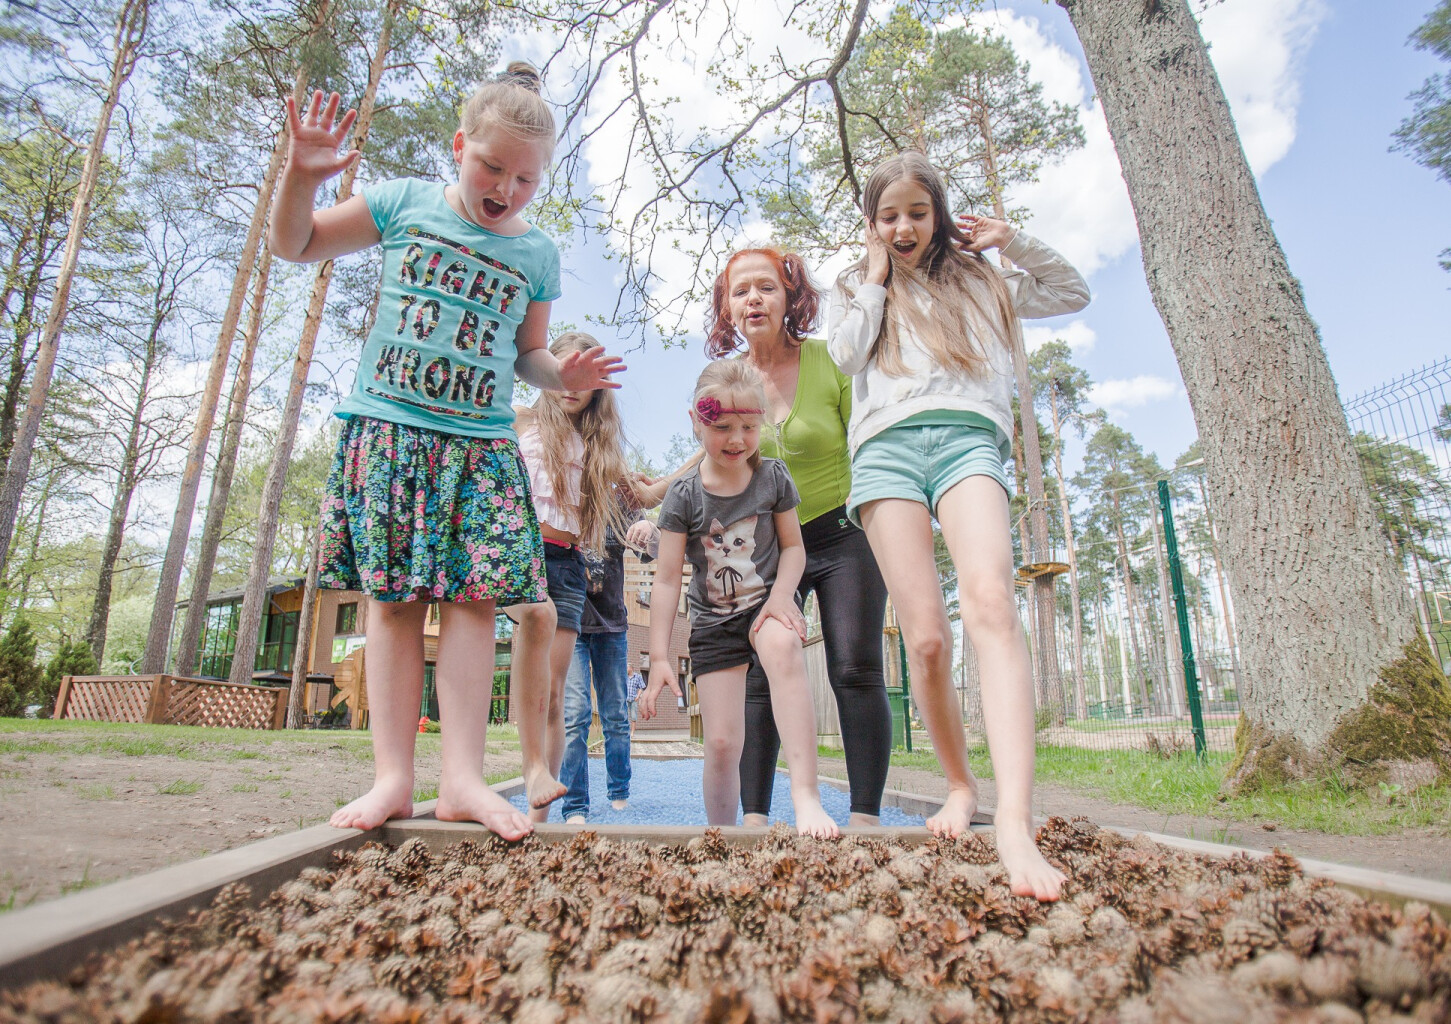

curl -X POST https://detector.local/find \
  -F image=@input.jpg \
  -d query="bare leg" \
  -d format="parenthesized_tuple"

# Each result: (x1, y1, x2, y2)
(694, 666, 748, 826)
(938, 478, 1066, 902)
(528, 623, 578, 824)
(859, 499, 980, 839)
(742, 812, 769, 826)
(434, 599, 532, 840)
(508, 600, 567, 813)
(752, 619, 838, 839)
(331, 598, 427, 829)
(849, 812, 881, 827)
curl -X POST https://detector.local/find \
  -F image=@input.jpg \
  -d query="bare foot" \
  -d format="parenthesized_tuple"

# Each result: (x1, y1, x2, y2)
(848, 812, 880, 827)
(565, 814, 587, 825)
(523, 762, 567, 810)
(742, 812, 769, 827)
(610, 798, 628, 811)
(792, 798, 840, 839)
(926, 783, 979, 839)
(996, 821, 1067, 902)
(436, 776, 532, 841)
(330, 777, 413, 830)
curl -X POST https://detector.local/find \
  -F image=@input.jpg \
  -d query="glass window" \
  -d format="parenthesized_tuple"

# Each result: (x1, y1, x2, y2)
(335, 601, 358, 635)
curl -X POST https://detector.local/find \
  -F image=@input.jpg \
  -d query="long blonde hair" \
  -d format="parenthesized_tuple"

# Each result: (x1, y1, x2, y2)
(692, 360, 769, 471)
(840, 151, 1016, 378)
(461, 61, 556, 156)
(532, 332, 630, 551)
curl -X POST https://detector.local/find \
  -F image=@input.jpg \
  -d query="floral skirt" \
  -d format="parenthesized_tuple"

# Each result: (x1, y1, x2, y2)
(318, 415, 548, 604)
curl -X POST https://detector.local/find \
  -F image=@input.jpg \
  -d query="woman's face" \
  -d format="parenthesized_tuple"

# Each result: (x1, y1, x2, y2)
(726, 253, 789, 349)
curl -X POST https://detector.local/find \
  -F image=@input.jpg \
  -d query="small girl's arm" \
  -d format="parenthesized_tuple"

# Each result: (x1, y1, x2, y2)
(642, 529, 687, 718)
(514, 305, 626, 391)
(752, 509, 807, 641)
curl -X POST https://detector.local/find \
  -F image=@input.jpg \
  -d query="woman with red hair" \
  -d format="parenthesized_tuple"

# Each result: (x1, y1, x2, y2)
(707, 247, 891, 827)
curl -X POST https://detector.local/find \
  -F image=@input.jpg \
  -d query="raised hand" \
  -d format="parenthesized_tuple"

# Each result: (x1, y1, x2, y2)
(863, 221, 891, 286)
(955, 213, 1014, 254)
(285, 90, 360, 185)
(557, 345, 625, 391)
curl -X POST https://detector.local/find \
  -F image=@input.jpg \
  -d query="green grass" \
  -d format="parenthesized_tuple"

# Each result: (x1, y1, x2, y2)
(59, 863, 100, 896)
(156, 779, 204, 796)
(232, 783, 259, 793)
(73, 783, 115, 801)
(819, 742, 1451, 838)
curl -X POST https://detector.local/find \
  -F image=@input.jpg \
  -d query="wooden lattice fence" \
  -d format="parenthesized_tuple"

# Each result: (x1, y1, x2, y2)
(55, 675, 288, 730)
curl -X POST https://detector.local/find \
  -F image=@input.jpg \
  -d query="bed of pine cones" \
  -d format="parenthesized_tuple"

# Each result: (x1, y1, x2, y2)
(2, 817, 1447, 1023)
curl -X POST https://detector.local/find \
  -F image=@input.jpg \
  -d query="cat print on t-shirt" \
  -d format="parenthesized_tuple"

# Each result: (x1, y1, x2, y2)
(702, 515, 766, 615)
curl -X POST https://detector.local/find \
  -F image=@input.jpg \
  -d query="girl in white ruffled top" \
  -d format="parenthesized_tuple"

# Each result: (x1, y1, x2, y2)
(509, 331, 660, 822)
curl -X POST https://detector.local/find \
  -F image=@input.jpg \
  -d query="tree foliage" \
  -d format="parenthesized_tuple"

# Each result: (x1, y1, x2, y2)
(1393, 0, 1451, 270)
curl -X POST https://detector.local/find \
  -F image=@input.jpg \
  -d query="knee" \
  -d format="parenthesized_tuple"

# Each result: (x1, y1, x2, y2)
(515, 601, 557, 633)
(961, 577, 1018, 635)
(752, 620, 801, 666)
(704, 732, 743, 765)
(905, 626, 953, 669)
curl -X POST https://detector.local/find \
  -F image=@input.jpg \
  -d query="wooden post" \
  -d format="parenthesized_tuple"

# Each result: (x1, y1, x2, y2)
(144, 675, 171, 725)
(54, 675, 74, 721)
(271, 687, 287, 731)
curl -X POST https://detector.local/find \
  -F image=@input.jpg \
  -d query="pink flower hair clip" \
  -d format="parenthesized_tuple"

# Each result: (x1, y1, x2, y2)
(694, 396, 762, 424)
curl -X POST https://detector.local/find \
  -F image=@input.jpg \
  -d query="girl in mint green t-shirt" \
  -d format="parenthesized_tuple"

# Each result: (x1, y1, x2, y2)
(268, 66, 621, 842)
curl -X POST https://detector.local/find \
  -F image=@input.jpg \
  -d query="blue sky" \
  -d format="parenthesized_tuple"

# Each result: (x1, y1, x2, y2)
(543, 0, 1451, 474)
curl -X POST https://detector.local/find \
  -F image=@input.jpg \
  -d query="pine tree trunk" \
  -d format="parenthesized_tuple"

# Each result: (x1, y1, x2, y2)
(288, 522, 322, 728)
(229, 1, 397, 685)
(173, 246, 273, 677)
(1149, 506, 1186, 716)
(141, 24, 328, 674)
(0, 0, 148, 576)
(1049, 391, 1088, 719)
(1197, 472, 1243, 689)
(1059, 0, 1420, 761)
(85, 305, 162, 664)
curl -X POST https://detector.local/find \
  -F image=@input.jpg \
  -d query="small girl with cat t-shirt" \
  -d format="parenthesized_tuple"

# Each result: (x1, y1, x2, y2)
(641, 360, 837, 838)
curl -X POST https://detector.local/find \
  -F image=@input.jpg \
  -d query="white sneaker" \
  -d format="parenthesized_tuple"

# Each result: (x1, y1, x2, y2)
(565, 814, 587, 825)
(610, 799, 628, 811)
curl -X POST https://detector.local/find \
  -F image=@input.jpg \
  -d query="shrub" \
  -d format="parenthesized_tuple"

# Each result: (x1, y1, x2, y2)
(39, 639, 99, 717)
(0, 618, 43, 717)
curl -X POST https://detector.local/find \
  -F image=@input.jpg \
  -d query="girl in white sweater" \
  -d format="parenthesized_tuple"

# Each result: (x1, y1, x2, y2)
(829, 151, 1089, 901)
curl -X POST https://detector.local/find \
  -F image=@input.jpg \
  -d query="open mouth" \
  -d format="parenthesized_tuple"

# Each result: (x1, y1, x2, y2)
(893, 241, 917, 256)
(481, 198, 507, 218)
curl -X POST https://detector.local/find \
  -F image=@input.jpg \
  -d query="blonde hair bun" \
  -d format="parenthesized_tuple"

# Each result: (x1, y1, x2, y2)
(460, 60, 555, 154)
(502, 61, 543, 94)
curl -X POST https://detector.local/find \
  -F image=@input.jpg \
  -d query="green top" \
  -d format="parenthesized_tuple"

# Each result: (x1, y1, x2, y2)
(757, 338, 853, 525)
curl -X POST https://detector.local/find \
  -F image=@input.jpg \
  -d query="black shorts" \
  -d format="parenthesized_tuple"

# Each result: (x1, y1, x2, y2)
(688, 607, 759, 677)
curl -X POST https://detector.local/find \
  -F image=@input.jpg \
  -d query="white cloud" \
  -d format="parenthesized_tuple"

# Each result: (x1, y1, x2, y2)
(1023, 318, 1096, 354)
(980, 2, 1326, 276)
(1088, 374, 1181, 413)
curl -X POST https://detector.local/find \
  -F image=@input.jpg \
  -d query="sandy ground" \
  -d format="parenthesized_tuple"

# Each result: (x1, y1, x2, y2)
(1, 723, 1447, 910)
(0, 726, 522, 908)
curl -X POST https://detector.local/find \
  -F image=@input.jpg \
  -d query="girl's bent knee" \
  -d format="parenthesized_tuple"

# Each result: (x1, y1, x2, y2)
(704, 734, 744, 764)
(907, 629, 953, 667)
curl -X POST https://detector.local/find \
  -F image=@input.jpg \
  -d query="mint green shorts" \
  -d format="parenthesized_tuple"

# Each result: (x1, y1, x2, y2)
(847, 417, 1010, 527)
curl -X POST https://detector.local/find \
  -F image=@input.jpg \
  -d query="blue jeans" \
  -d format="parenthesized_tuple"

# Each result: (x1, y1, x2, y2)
(560, 630, 631, 818)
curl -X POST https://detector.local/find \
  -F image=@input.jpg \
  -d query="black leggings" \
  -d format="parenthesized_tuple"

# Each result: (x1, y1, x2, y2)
(740, 506, 891, 817)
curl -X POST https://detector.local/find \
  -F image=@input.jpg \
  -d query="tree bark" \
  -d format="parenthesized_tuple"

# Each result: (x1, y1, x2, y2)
(229, 0, 396, 686)
(140, 19, 328, 673)
(288, 521, 323, 728)
(1048, 389, 1088, 719)
(85, 292, 165, 663)
(1196, 471, 1242, 690)
(1059, 0, 1420, 756)
(0, 0, 149, 576)
(173, 245, 273, 676)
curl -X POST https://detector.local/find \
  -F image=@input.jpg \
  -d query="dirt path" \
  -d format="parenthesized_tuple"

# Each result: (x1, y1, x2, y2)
(819, 757, 1451, 883)
(0, 724, 522, 908)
